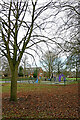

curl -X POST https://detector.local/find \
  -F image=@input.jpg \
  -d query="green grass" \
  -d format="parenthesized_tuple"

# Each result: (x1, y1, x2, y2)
(2, 83, 10, 93)
(2, 83, 59, 93)
(1, 77, 80, 81)
(0, 77, 34, 81)
(1, 77, 79, 93)
(66, 77, 80, 80)
(0, 78, 10, 81)
(2, 80, 79, 94)
(0, 85, 2, 93)
(66, 80, 78, 85)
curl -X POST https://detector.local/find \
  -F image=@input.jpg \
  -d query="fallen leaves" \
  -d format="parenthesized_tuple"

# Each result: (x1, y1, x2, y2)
(2, 84, 79, 119)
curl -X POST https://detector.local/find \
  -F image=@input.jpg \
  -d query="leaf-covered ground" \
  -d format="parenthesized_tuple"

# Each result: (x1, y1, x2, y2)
(2, 83, 80, 119)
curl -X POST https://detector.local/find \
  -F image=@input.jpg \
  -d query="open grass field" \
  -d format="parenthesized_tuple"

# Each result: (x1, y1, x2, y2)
(1, 82, 80, 119)
(0, 77, 80, 81)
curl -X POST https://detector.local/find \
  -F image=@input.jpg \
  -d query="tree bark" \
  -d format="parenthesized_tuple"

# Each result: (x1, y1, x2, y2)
(10, 66, 18, 101)
(76, 61, 78, 81)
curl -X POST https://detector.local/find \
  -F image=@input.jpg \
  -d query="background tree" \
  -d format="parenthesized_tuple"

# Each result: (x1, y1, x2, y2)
(40, 50, 56, 78)
(66, 55, 79, 81)
(33, 69, 37, 79)
(50, 0, 80, 79)
(21, 54, 29, 77)
(1, 57, 11, 77)
(54, 0, 80, 72)
(55, 0, 80, 55)
(53, 57, 63, 75)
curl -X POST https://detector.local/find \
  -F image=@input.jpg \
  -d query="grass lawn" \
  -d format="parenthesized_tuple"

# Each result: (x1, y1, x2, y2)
(2, 83, 58, 93)
(66, 77, 80, 81)
(0, 77, 34, 81)
(2, 82, 79, 119)
(1, 77, 80, 81)
(2, 80, 78, 93)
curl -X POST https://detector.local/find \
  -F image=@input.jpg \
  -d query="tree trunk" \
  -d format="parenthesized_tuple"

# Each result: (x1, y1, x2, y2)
(10, 66, 18, 101)
(58, 63, 60, 77)
(76, 60, 78, 81)
(76, 69, 78, 81)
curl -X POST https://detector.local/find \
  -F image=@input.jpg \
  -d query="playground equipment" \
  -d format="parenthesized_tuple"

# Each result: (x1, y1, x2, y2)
(27, 74, 66, 85)
(35, 78, 38, 83)
(28, 78, 38, 84)
(59, 74, 66, 85)
(48, 74, 66, 85)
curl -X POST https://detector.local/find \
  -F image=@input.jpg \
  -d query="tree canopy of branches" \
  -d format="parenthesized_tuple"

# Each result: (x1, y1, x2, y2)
(59, 0, 80, 78)
(54, 0, 80, 55)
(0, 0, 60, 101)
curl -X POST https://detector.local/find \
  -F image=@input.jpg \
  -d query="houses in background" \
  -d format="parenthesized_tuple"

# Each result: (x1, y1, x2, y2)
(25, 67, 44, 79)
(0, 67, 44, 79)
(0, 66, 79, 79)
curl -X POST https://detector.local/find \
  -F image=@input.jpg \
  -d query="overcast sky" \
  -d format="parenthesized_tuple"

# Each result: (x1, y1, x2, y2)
(17, 0, 68, 67)
(1, 0, 77, 68)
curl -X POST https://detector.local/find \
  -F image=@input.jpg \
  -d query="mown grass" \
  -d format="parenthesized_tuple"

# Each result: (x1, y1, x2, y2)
(0, 77, 34, 81)
(2, 79, 79, 94)
(0, 85, 2, 93)
(66, 80, 78, 85)
(1, 77, 80, 81)
(2, 83, 59, 93)
(0, 78, 10, 81)
(2, 83, 10, 93)
(66, 77, 80, 80)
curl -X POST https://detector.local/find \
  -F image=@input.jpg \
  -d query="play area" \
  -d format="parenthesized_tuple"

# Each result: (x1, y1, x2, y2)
(26, 74, 68, 85)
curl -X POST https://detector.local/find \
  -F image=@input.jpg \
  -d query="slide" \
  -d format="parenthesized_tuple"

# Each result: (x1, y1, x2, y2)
(35, 78, 38, 83)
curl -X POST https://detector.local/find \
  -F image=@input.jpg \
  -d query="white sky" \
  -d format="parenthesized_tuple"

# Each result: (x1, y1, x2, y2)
(18, 0, 71, 67)
(1, 0, 78, 68)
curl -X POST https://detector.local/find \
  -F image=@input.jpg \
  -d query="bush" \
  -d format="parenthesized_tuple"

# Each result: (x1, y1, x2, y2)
(33, 70, 37, 78)
(18, 66, 23, 77)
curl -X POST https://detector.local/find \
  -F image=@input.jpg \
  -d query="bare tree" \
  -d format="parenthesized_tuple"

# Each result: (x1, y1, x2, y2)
(0, 0, 60, 101)
(55, 0, 80, 55)
(59, 0, 80, 78)
(53, 56, 65, 76)
(51, 0, 80, 78)
(40, 50, 56, 78)
(66, 54, 80, 81)
(1, 0, 79, 101)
